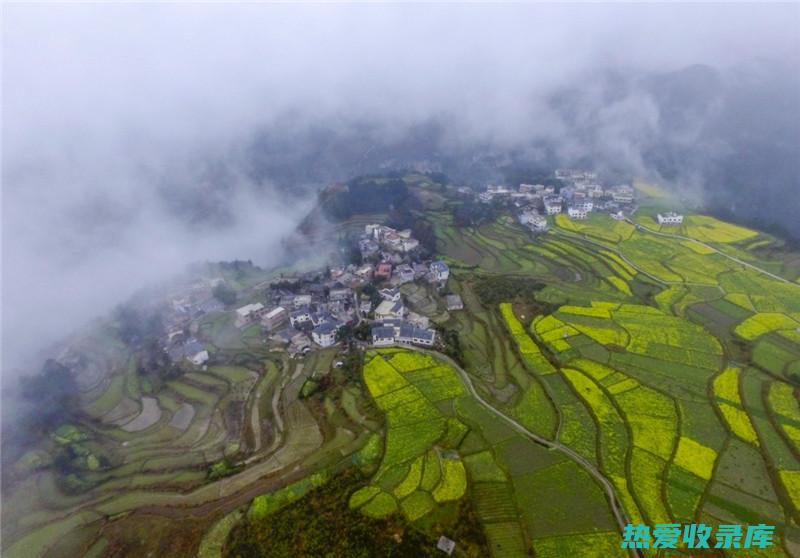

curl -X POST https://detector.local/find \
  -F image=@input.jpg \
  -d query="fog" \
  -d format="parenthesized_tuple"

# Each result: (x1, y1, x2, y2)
(3, 3, 799, 373)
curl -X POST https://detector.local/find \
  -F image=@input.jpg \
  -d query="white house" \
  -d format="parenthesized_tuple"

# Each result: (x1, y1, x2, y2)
(519, 210, 548, 232)
(429, 261, 450, 283)
(400, 238, 419, 252)
(375, 300, 405, 320)
(329, 288, 352, 302)
(609, 185, 635, 204)
(379, 287, 402, 302)
(543, 197, 563, 215)
(235, 303, 266, 328)
(567, 206, 589, 220)
(412, 262, 429, 278)
(572, 200, 594, 212)
(445, 294, 464, 311)
(396, 323, 436, 347)
(370, 325, 396, 346)
(290, 307, 312, 328)
(355, 265, 374, 279)
(393, 264, 415, 284)
(370, 320, 435, 347)
(190, 350, 209, 366)
(293, 294, 312, 308)
(311, 322, 340, 348)
(657, 212, 684, 225)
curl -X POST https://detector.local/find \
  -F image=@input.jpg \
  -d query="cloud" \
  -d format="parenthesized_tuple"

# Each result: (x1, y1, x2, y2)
(2, 3, 798, 371)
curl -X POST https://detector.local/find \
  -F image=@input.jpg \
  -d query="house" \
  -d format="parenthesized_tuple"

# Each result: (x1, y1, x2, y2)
(407, 311, 430, 329)
(293, 294, 312, 308)
(609, 185, 635, 204)
(445, 294, 464, 311)
(371, 326, 396, 346)
(572, 200, 594, 212)
(381, 231, 418, 253)
(393, 264, 415, 284)
(190, 349, 209, 366)
(413, 262, 429, 278)
(397, 323, 436, 346)
(567, 206, 589, 220)
(400, 238, 419, 252)
(375, 262, 393, 280)
(657, 212, 684, 225)
(359, 239, 380, 258)
(182, 339, 209, 366)
(518, 209, 538, 226)
(437, 536, 456, 556)
(235, 303, 266, 328)
(290, 306, 312, 328)
(519, 210, 548, 231)
(543, 197, 563, 215)
(329, 288, 352, 302)
(355, 264, 374, 279)
(375, 299, 405, 320)
(262, 306, 288, 331)
(379, 288, 402, 302)
(370, 320, 436, 347)
(587, 184, 605, 198)
(429, 261, 450, 283)
(312, 321, 340, 348)
(610, 210, 626, 221)
(529, 213, 548, 231)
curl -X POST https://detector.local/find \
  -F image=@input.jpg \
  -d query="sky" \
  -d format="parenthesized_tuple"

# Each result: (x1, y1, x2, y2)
(2, 3, 799, 373)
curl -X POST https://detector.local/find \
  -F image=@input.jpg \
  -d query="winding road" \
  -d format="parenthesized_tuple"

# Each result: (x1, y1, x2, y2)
(407, 346, 643, 558)
(629, 220, 798, 287)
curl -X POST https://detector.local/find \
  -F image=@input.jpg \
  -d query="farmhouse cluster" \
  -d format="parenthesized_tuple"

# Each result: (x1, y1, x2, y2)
(159, 225, 459, 366)
(156, 170, 691, 371)
(477, 168, 644, 232)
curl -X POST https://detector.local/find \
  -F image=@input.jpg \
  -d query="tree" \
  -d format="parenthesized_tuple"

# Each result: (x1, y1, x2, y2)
(212, 282, 237, 306)
(411, 219, 436, 253)
(19, 359, 80, 434)
(335, 324, 353, 342)
(113, 304, 165, 346)
(353, 321, 371, 341)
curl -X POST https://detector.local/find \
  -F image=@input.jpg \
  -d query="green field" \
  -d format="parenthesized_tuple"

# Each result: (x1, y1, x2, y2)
(6, 184, 800, 557)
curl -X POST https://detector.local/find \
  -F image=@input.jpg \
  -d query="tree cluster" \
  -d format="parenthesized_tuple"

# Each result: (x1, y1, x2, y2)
(213, 282, 238, 306)
(323, 175, 411, 221)
(473, 276, 547, 306)
(18, 359, 80, 436)
(452, 200, 499, 228)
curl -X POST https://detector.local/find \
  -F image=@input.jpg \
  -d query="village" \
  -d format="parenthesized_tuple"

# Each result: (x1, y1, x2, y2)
(156, 168, 687, 373)
(159, 222, 456, 370)
(477, 168, 644, 232)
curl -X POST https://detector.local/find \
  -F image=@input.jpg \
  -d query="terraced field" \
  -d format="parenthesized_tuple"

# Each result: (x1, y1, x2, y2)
(429, 207, 800, 555)
(2, 344, 380, 558)
(5, 195, 800, 557)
